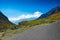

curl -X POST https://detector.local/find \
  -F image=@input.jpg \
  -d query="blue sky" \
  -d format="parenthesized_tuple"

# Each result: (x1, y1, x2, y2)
(0, 0, 60, 22)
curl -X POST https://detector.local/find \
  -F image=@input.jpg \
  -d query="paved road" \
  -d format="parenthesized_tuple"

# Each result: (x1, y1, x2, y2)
(11, 21, 60, 40)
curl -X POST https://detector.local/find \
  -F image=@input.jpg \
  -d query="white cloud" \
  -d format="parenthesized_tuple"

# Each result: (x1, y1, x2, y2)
(9, 11, 43, 22)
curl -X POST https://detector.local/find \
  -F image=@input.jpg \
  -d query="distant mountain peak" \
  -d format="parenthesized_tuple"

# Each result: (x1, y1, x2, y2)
(52, 6, 60, 12)
(55, 6, 60, 9)
(47, 6, 60, 15)
(37, 6, 60, 19)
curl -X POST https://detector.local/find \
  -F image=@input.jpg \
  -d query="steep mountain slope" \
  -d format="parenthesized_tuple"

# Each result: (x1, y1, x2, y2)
(0, 11, 16, 32)
(37, 6, 60, 19)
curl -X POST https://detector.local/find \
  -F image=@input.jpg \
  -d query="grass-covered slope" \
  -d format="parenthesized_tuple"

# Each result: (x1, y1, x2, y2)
(45, 12, 60, 20)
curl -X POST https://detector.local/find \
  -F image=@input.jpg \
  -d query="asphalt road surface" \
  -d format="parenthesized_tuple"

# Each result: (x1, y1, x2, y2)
(11, 21, 60, 40)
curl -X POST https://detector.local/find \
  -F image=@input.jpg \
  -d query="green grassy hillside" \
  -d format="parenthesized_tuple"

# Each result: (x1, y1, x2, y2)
(44, 12, 60, 20)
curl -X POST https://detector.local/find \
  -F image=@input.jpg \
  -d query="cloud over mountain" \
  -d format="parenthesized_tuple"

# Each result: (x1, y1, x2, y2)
(9, 11, 42, 22)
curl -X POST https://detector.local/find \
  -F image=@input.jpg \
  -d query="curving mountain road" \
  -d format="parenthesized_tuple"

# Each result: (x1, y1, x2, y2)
(11, 21, 60, 40)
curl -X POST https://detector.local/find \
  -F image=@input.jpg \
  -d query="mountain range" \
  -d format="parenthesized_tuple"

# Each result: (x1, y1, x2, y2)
(14, 6, 60, 24)
(0, 6, 60, 32)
